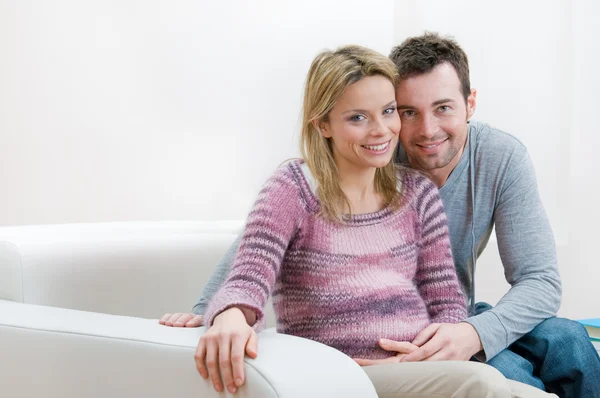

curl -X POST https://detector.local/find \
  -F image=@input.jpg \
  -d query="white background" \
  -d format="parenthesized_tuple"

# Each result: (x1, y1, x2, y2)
(1, 0, 598, 318)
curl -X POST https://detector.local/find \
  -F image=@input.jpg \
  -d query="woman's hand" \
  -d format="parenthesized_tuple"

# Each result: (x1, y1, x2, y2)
(195, 307, 258, 394)
(159, 313, 204, 327)
(353, 339, 419, 366)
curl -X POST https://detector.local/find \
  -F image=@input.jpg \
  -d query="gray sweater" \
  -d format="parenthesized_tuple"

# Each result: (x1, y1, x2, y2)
(192, 120, 561, 361)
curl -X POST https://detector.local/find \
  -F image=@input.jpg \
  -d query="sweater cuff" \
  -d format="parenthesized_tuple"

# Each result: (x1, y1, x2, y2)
(464, 310, 508, 361)
(204, 290, 264, 331)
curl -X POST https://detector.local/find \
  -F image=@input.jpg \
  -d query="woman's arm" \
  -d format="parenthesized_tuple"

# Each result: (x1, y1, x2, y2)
(413, 175, 467, 323)
(203, 163, 306, 327)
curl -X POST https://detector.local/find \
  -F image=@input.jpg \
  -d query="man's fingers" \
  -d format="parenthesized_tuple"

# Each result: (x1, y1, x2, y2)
(422, 348, 449, 362)
(402, 337, 444, 362)
(160, 313, 203, 327)
(174, 313, 193, 327)
(378, 339, 418, 354)
(411, 323, 440, 346)
(186, 315, 204, 327)
(353, 356, 399, 367)
(166, 313, 183, 326)
(159, 313, 171, 325)
(245, 330, 258, 359)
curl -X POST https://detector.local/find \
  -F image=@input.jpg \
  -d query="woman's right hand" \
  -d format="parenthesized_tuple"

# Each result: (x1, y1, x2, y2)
(159, 312, 204, 327)
(195, 307, 258, 394)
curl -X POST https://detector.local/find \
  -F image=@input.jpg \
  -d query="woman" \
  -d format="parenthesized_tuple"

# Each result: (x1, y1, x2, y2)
(162, 45, 520, 397)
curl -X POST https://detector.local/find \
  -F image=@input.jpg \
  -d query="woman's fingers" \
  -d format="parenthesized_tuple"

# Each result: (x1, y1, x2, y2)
(218, 335, 237, 394)
(231, 331, 250, 387)
(378, 339, 419, 354)
(205, 339, 223, 392)
(194, 339, 208, 379)
(352, 356, 399, 367)
(245, 329, 258, 358)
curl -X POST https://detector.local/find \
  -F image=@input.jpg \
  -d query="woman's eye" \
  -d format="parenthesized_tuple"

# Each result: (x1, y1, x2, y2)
(383, 107, 396, 115)
(350, 114, 366, 122)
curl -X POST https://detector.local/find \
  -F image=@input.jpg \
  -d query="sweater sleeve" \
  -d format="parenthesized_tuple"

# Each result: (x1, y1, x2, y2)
(464, 151, 561, 361)
(412, 175, 468, 324)
(203, 164, 305, 329)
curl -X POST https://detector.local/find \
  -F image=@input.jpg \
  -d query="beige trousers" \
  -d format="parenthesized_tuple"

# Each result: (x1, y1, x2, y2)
(363, 361, 558, 398)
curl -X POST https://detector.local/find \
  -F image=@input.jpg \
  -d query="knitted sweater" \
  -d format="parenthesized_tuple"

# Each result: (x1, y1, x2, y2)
(204, 160, 467, 359)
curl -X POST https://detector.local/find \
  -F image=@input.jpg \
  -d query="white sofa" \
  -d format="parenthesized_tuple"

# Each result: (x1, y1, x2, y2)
(0, 221, 379, 398)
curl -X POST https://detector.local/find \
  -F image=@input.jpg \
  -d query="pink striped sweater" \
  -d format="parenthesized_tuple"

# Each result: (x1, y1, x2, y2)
(205, 160, 467, 359)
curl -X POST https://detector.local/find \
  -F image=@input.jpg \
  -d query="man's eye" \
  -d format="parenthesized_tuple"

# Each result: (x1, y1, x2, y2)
(350, 114, 366, 122)
(401, 110, 415, 117)
(438, 105, 450, 112)
(383, 107, 396, 115)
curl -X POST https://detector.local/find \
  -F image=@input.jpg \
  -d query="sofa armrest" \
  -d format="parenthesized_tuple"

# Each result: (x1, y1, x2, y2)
(0, 300, 377, 398)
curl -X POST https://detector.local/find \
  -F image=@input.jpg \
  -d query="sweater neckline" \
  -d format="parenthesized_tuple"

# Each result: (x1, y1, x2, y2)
(289, 160, 399, 226)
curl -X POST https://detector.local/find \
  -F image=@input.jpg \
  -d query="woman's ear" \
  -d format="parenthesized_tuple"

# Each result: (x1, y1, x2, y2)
(312, 119, 332, 138)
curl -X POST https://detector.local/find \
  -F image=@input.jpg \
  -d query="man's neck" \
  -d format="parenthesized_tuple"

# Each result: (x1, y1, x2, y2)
(427, 151, 463, 188)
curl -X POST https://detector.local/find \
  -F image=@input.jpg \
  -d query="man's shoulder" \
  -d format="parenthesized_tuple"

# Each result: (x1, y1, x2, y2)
(470, 120, 527, 156)
(469, 120, 529, 169)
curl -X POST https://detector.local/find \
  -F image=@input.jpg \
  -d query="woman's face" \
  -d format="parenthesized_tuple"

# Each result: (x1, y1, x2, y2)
(319, 75, 400, 173)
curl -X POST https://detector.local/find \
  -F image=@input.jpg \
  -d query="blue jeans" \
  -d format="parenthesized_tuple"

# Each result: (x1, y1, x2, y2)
(474, 302, 600, 398)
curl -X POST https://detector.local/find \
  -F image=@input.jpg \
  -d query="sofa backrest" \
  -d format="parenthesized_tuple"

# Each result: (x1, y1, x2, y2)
(0, 221, 277, 326)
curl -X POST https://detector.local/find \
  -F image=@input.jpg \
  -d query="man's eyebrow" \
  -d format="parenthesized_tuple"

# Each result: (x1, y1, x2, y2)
(432, 98, 455, 106)
(342, 100, 397, 115)
(396, 98, 455, 110)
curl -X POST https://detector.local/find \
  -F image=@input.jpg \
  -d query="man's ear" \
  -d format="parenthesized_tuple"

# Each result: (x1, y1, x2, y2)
(466, 89, 477, 120)
(312, 119, 332, 138)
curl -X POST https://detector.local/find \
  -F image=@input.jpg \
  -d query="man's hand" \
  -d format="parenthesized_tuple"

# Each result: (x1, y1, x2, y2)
(159, 312, 204, 327)
(353, 339, 419, 366)
(401, 322, 483, 362)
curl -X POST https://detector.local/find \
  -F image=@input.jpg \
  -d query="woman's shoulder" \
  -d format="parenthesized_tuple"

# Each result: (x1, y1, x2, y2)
(266, 159, 319, 212)
(397, 166, 438, 198)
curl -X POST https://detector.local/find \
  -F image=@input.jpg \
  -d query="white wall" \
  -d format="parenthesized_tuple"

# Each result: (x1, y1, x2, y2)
(0, 0, 394, 224)
(1, 0, 598, 319)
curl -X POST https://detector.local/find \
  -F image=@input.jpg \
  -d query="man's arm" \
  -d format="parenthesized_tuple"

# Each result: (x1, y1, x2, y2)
(465, 151, 561, 361)
(191, 234, 241, 316)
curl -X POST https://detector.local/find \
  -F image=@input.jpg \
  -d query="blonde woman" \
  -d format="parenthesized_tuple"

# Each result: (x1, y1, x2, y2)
(163, 46, 526, 397)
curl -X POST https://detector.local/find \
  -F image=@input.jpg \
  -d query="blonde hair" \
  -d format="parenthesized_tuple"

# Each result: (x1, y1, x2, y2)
(300, 45, 400, 221)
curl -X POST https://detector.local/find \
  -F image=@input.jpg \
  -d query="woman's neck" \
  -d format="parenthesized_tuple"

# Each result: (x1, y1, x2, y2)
(336, 162, 384, 214)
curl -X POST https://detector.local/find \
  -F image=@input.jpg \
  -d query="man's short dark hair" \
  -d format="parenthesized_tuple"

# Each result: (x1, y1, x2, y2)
(389, 32, 471, 102)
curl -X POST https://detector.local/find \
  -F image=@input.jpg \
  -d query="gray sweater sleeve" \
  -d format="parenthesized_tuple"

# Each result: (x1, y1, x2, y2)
(465, 152, 562, 360)
(191, 234, 241, 315)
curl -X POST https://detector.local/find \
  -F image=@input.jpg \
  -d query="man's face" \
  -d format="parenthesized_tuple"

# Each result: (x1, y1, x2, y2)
(395, 62, 476, 176)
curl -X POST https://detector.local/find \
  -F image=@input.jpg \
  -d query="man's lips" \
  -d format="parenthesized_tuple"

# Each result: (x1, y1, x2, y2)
(415, 138, 448, 155)
(416, 138, 448, 148)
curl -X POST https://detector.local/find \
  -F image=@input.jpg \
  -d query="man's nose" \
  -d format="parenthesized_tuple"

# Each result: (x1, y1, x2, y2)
(419, 114, 437, 139)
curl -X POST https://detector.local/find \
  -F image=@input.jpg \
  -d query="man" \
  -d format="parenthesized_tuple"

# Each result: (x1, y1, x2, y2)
(165, 33, 600, 397)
